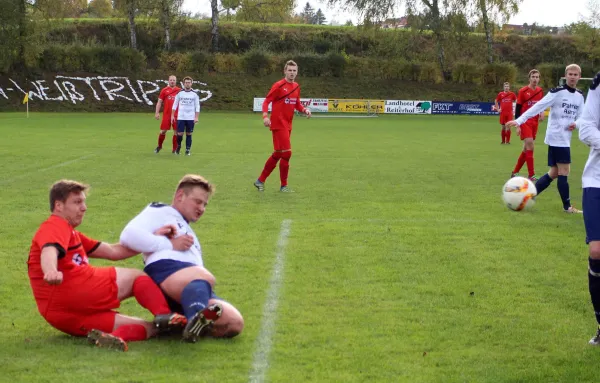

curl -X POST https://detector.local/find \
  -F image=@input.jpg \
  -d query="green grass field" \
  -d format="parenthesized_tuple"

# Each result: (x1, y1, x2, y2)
(0, 112, 597, 382)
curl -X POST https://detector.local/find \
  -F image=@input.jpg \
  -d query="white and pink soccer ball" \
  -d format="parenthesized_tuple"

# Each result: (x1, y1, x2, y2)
(502, 177, 537, 211)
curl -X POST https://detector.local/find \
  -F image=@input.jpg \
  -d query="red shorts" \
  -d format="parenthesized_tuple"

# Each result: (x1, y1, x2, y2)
(41, 267, 120, 336)
(499, 114, 513, 125)
(160, 115, 177, 130)
(272, 129, 292, 151)
(519, 121, 538, 140)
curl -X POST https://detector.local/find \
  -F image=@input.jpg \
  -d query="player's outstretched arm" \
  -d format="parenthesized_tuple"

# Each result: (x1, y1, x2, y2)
(88, 243, 138, 261)
(120, 225, 174, 254)
(578, 76, 600, 149)
(515, 91, 556, 126)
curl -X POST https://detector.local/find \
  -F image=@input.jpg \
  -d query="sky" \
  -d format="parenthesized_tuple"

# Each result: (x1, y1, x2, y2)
(182, 0, 591, 27)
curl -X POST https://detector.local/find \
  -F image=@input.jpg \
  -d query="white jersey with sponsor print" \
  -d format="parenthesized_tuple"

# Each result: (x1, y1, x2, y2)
(172, 89, 200, 121)
(120, 203, 203, 267)
(578, 73, 600, 189)
(516, 85, 584, 147)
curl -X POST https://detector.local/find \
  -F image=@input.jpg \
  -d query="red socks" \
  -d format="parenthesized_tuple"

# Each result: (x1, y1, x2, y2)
(501, 129, 506, 143)
(157, 133, 166, 148)
(525, 150, 535, 177)
(279, 151, 292, 187)
(513, 151, 526, 174)
(506, 129, 511, 143)
(172, 134, 178, 152)
(259, 153, 281, 183)
(132, 275, 170, 316)
(112, 324, 148, 341)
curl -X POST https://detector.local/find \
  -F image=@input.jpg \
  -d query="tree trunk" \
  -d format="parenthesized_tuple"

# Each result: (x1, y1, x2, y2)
(479, 0, 494, 64)
(127, 1, 137, 50)
(429, 0, 450, 81)
(16, 0, 27, 69)
(211, 0, 219, 52)
(161, 0, 171, 51)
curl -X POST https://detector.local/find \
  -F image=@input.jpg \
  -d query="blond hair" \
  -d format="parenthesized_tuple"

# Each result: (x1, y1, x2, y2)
(176, 174, 214, 195)
(49, 180, 89, 212)
(284, 60, 298, 71)
(528, 69, 540, 78)
(565, 64, 582, 74)
(183, 76, 193, 83)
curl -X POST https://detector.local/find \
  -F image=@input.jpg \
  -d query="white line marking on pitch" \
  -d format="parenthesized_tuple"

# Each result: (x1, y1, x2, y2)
(0, 154, 95, 185)
(249, 219, 292, 383)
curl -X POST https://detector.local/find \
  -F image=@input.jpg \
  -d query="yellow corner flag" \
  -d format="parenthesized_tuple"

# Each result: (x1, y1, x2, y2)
(22, 93, 29, 104)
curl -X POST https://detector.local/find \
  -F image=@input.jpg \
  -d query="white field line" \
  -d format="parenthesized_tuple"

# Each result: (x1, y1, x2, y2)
(249, 219, 292, 383)
(0, 154, 95, 185)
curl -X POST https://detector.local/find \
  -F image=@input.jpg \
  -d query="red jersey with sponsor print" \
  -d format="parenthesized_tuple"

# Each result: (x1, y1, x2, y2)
(495, 91, 517, 116)
(517, 86, 544, 126)
(27, 215, 101, 315)
(262, 79, 306, 131)
(159, 86, 181, 120)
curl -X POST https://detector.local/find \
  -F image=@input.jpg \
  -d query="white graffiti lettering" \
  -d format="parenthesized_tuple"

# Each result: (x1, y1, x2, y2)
(0, 76, 214, 106)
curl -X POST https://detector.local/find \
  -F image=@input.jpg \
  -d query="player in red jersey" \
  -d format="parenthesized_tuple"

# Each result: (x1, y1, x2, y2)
(494, 82, 517, 144)
(27, 180, 187, 351)
(254, 60, 312, 192)
(510, 69, 545, 181)
(154, 75, 181, 154)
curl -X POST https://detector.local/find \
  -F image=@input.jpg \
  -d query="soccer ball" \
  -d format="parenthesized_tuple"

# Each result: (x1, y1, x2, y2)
(502, 177, 537, 211)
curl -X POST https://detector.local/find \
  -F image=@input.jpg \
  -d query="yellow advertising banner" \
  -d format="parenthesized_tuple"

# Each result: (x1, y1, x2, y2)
(327, 99, 385, 113)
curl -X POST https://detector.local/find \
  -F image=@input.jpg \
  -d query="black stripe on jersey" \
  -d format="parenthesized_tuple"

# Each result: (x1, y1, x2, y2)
(550, 85, 578, 94)
(150, 202, 168, 208)
(87, 242, 101, 255)
(521, 89, 543, 104)
(43, 243, 66, 259)
(275, 85, 300, 103)
(68, 243, 82, 251)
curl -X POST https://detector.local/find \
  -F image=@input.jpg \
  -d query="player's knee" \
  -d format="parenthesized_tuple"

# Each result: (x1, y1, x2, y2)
(548, 167, 559, 179)
(272, 151, 283, 159)
(280, 151, 292, 161)
(557, 166, 570, 176)
(590, 243, 600, 259)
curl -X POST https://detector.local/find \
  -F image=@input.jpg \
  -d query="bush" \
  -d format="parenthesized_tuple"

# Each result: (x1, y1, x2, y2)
(537, 62, 565, 88)
(243, 49, 272, 76)
(211, 53, 243, 74)
(452, 63, 481, 84)
(480, 62, 517, 86)
(188, 51, 214, 74)
(327, 52, 347, 77)
(39, 44, 146, 73)
(292, 53, 327, 76)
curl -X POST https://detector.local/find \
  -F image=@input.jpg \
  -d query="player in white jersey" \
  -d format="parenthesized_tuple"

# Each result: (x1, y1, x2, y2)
(120, 174, 244, 342)
(576, 71, 600, 345)
(507, 64, 584, 213)
(171, 76, 200, 156)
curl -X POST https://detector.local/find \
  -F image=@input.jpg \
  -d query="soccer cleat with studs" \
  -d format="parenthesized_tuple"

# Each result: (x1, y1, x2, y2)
(154, 147, 162, 154)
(564, 205, 583, 214)
(175, 146, 181, 155)
(185, 149, 191, 156)
(153, 312, 187, 333)
(589, 326, 600, 346)
(87, 329, 128, 352)
(182, 303, 223, 343)
(511, 173, 520, 178)
(280, 186, 294, 193)
(254, 180, 265, 192)
(529, 175, 539, 182)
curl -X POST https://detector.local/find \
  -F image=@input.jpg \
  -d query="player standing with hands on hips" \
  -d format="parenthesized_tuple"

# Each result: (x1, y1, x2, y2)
(254, 60, 311, 193)
(172, 77, 200, 156)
